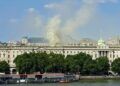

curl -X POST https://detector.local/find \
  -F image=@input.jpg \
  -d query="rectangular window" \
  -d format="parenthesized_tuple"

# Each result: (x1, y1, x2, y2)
(8, 55, 10, 58)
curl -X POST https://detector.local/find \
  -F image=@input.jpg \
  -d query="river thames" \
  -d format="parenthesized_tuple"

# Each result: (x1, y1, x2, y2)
(1, 80, 120, 86)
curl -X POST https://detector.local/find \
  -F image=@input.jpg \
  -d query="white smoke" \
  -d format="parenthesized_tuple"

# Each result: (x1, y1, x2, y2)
(64, 0, 118, 33)
(46, 0, 97, 46)
(45, 0, 118, 46)
(64, 1, 96, 33)
(46, 16, 62, 46)
(9, 1, 117, 46)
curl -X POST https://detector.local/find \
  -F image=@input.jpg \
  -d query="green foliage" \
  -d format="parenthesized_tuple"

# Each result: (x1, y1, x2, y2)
(14, 52, 110, 75)
(46, 52, 65, 73)
(95, 57, 109, 75)
(14, 52, 65, 74)
(111, 58, 120, 75)
(65, 55, 75, 73)
(82, 57, 109, 75)
(82, 60, 97, 75)
(14, 53, 33, 74)
(14, 52, 49, 74)
(65, 53, 92, 74)
(0, 61, 10, 74)
(65, 54, 109, 75)
(35, 52, 49, 73)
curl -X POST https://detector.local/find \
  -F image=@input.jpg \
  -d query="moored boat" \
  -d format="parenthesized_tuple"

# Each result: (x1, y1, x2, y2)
(59, 79, 70, 83)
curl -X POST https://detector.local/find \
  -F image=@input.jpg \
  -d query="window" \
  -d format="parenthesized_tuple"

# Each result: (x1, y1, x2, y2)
(67, 51, 69, 53)
(110, 54, 112, 58)
(3, 54, 5, 57)
(117, 55, 119, 58)
(8, 55, 10, 58)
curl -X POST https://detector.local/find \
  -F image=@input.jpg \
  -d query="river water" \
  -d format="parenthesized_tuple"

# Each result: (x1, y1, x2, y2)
(1, 80, 120, 86)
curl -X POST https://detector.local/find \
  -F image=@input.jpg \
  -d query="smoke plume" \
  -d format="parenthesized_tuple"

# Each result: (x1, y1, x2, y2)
(45, 0, 117, 46)
(46, 16, 62, 46)
(10, 0, 118, 46)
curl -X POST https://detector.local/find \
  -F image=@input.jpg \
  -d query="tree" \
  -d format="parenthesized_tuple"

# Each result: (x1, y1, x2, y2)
(14, 52, 110, 75)
(95, 57, 110, 75)
(14, 52, 49, 74)
(111, 58, 120, 75)
(65, 52, 92, 74)
(75, 53, 92, 74)
(35, 52, 49, 73)
(0, 61, 10, 74)
(82, 60, 97, 75)
(65, 55, 75, 73)
(14, 53, 34, 74)
(46, 53, 65, 73)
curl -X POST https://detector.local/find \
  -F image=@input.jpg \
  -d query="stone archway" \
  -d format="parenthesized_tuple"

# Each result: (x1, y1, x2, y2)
(12, 69, 17, 74)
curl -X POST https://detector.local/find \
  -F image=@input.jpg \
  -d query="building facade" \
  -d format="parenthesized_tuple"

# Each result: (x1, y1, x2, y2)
(0, 37, 120, 73)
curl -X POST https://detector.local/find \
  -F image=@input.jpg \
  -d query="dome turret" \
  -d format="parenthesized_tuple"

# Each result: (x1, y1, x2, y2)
(98, 38, 105, 46)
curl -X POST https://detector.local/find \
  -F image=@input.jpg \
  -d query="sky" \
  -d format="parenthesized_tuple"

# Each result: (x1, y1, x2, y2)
(0, 0, 120, 42)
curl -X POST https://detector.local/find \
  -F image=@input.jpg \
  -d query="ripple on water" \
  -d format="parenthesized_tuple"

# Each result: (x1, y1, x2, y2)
(1, 80, 120, 86)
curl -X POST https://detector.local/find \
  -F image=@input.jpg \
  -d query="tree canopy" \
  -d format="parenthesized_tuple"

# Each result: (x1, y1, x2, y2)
(0, 61, 10, 74)
(14, 52, 110, 75)
(111, 58, 120, 75)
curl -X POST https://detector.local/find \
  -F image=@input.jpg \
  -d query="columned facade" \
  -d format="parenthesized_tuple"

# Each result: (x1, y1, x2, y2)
(0, 39, 120, 73)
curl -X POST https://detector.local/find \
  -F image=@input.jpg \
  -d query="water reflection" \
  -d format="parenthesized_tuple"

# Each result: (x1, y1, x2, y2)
(0, 80, 120, 86)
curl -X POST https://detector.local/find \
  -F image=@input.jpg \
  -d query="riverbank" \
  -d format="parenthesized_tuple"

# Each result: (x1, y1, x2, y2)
(1, 74, 120, 85)
(0, 80, 120, 86)
(1, 80, 120, 86)
(80, 76, 120, 80)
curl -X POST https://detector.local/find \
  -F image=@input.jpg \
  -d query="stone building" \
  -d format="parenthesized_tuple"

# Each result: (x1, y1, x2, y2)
(0, 37, 120, 73)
